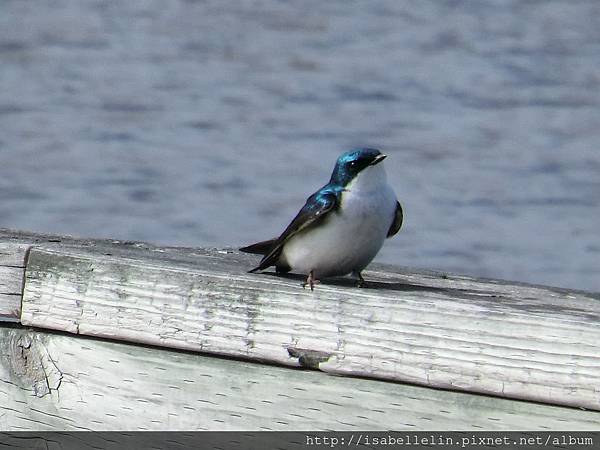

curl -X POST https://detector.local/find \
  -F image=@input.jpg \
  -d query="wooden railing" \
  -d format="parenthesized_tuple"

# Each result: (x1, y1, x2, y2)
(1, 229, 599, 430)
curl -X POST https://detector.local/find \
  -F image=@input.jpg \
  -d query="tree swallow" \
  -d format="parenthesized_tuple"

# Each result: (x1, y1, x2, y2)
(240, 148, 403, 290)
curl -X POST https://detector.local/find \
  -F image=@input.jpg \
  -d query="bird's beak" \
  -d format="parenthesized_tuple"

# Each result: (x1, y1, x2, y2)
(370, 154, 387, 166)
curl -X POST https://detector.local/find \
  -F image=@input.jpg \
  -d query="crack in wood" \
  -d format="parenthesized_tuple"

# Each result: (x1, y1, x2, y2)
(7, 332, 63, 398)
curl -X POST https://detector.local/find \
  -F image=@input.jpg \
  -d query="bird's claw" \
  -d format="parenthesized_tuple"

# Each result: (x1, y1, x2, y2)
(302, 270, 320, 291)
(355, 272, 366, 288)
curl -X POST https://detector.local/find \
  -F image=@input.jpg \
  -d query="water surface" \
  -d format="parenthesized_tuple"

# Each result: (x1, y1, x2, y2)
(1, 0, 599, 291)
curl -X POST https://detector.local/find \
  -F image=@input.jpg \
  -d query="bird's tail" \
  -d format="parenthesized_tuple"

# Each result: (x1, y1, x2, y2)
(239, 238, 278, 255)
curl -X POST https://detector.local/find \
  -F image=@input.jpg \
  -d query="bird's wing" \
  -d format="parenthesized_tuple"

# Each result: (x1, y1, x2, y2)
(386, 201, 403, 237)
(248, 189, 339, 273)
(240, 238, 278, 255)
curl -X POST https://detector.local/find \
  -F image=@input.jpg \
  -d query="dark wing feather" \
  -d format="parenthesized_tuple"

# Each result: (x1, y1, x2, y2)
(248, 190, 339, 273)
(387, 201, 403, 237)
(240, 238, 278, 255)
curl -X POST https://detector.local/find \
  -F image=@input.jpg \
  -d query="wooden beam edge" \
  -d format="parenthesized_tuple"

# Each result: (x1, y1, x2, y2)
(18, 245, 600, 413)
(0, 242, 30, 322)
(3, 326, 599, 431)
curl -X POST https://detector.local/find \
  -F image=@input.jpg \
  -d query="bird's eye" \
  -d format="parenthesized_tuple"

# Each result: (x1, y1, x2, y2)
(349, 161, 356, 168)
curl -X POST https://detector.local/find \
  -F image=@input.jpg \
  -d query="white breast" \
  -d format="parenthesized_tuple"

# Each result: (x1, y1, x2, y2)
(280, 164, 397, 278)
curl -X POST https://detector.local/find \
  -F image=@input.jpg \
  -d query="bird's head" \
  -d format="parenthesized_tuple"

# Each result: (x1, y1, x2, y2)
(329, 148, 387, 188)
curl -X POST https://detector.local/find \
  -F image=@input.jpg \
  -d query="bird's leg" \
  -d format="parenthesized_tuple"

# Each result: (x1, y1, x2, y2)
(302, 270, 320, 291)
(354, 271, 366, 288)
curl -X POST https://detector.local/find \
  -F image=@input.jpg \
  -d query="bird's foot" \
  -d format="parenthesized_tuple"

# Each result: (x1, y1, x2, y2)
(302, 270, 320, 291)
(354, 272, 366, 288)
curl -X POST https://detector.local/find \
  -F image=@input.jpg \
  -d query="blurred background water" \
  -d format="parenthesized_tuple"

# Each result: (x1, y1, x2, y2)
(1, 0, 599, 292)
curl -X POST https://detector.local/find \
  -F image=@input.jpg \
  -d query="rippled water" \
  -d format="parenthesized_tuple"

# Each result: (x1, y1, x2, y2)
(1, 0, 599, 292)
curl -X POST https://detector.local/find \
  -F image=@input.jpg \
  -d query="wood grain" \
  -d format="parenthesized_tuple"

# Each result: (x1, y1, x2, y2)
(0, 242, 29, 321)
(19, 241, 600, 411)
(1, 327, 598, 431)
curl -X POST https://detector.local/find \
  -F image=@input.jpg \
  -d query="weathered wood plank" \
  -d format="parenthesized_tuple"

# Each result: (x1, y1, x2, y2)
(0, 242, 29, 321)
(0, 294, 21, 321)
(1, 326, 599, 431)
(0, 266, 24, 295)
(20, 244, 600, 412)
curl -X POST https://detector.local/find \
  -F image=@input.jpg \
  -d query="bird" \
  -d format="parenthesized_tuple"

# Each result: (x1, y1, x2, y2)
(240, 148, 403, 290)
